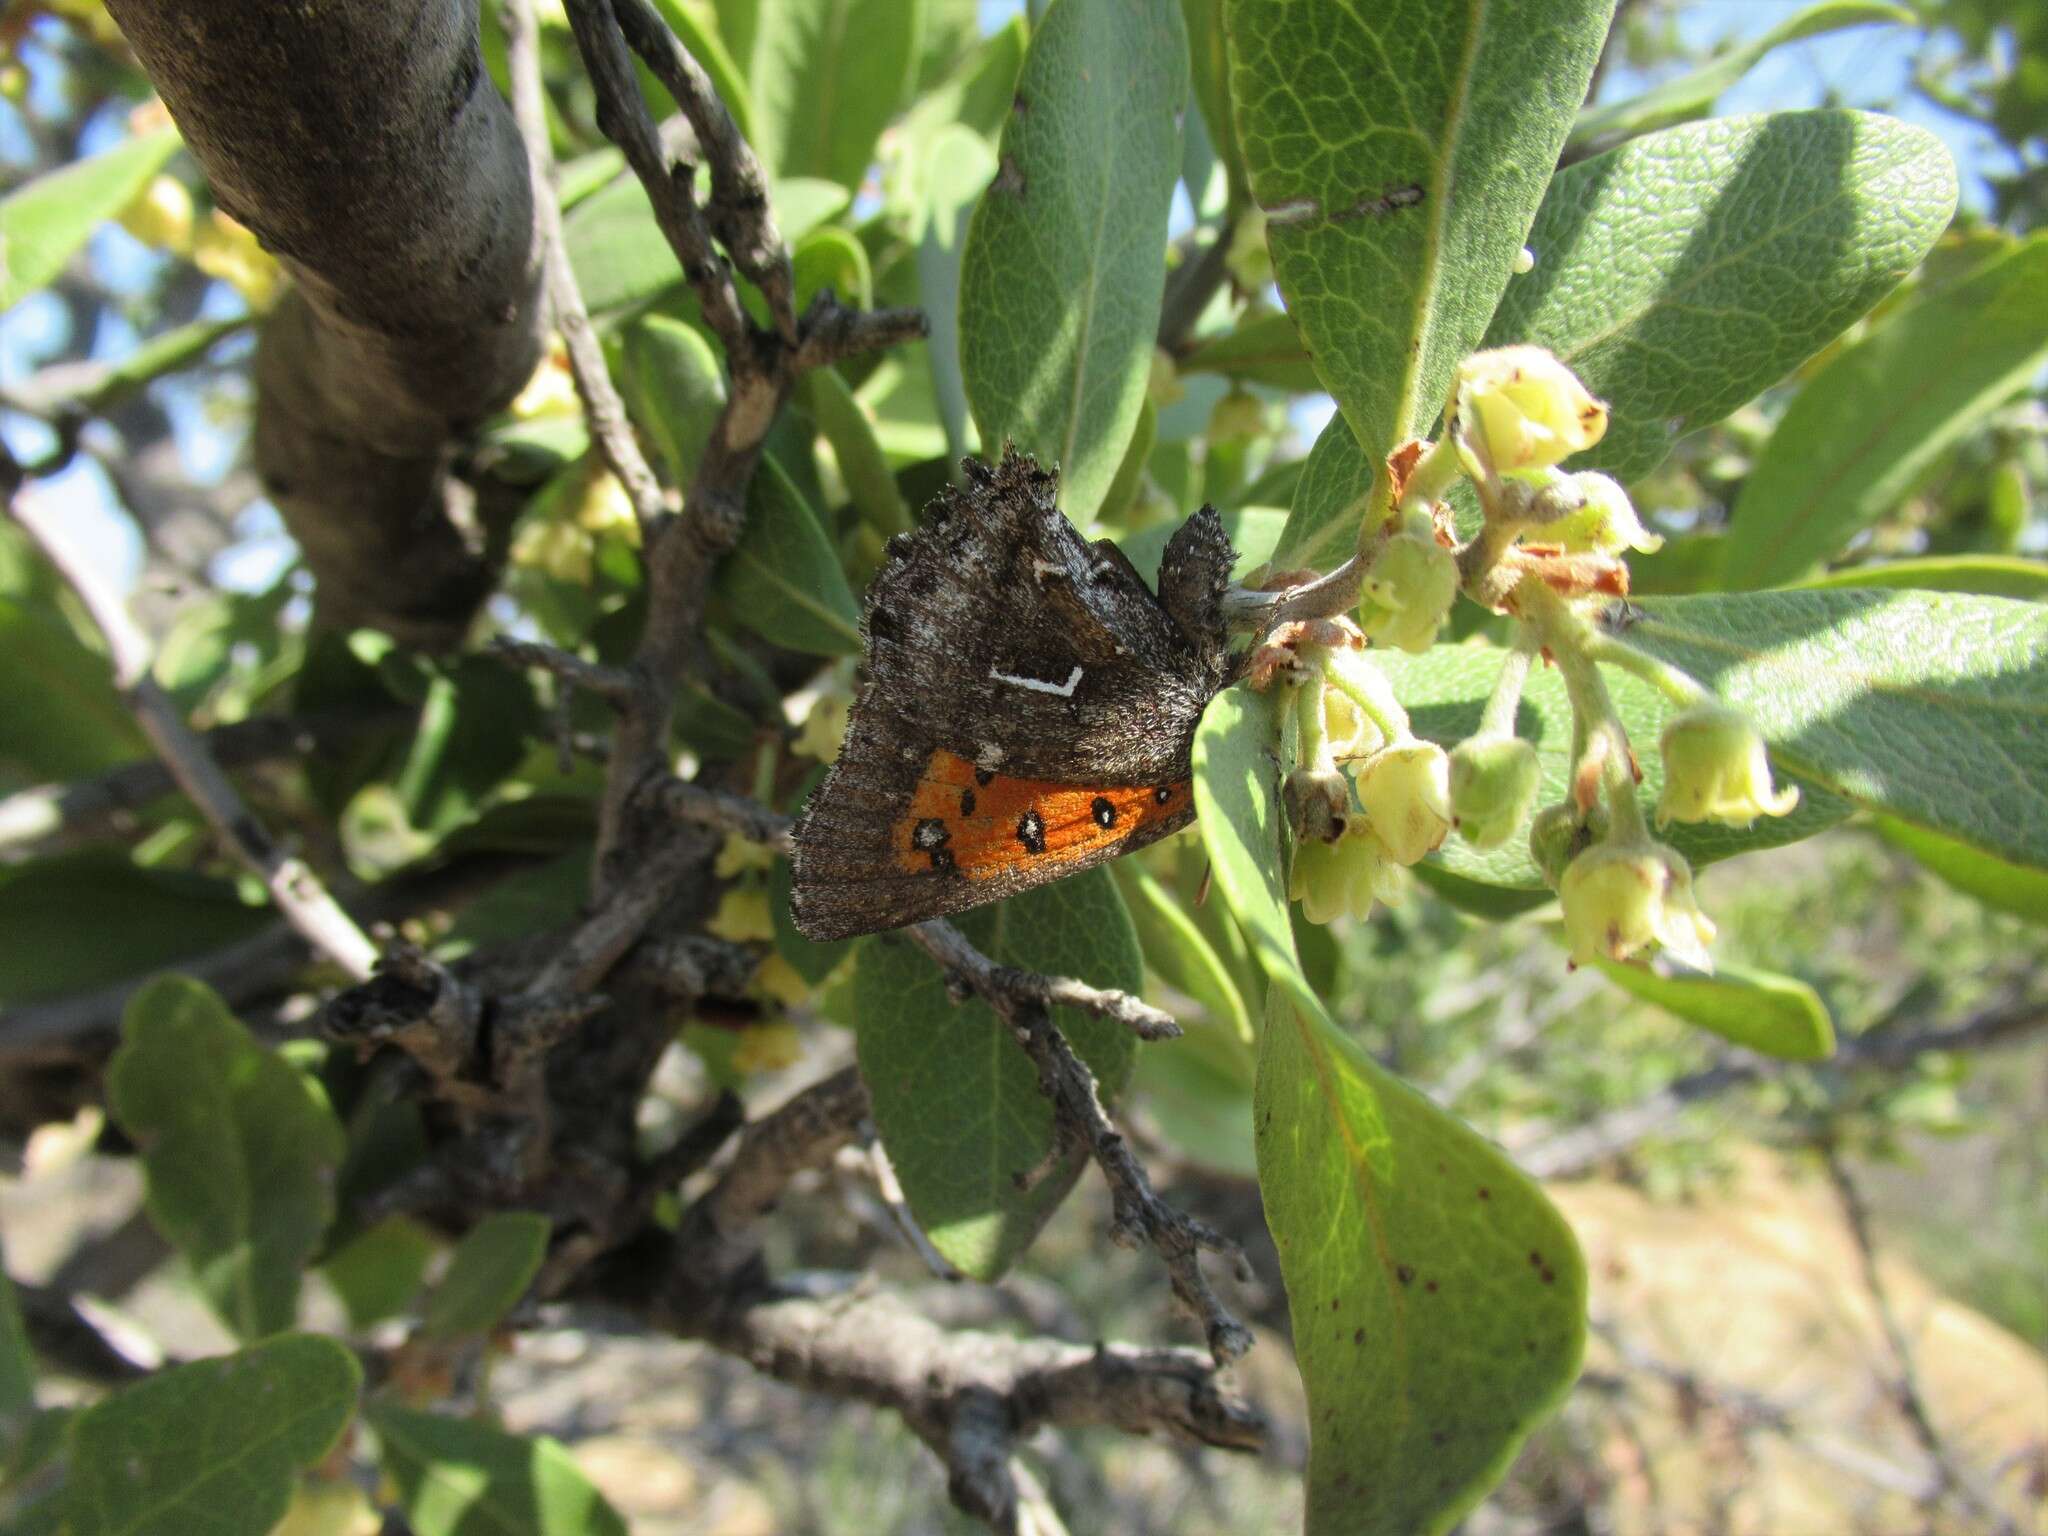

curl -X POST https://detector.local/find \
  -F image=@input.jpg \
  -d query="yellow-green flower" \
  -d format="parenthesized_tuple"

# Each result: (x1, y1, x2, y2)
(1289, 826, 1408, 924)
(1356, 740, 1454, 865)
(1547, 471, 1662, 555)
(1657, 704, 1799, 828)
(1357, 527, 1459, 654)
(1450, 733, 1542, 850)
(1559, 840, 1716, 970)
(1454, 345, 1607, 480)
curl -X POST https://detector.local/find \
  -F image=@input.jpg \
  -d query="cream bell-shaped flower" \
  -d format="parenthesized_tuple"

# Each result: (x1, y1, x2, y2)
(1558, 839, 1716, 971)
(1290, 823, 1408, 924)
(1450, 733, 1542, 851)
(1454, 345, 1608, 480)
(1357, 524, 1460, 654)
(1657, 704, 1800, 828)
(1356, 739, 1454, 865)
(1548, 471, 1662, 555)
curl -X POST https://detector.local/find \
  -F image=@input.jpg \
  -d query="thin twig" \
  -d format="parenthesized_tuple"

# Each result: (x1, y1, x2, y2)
(1220, 555, 1362, 630)
(657, 777, 797, 854)
(5, 467, 378, 980)
(908, 919, 1182, 1044)
(488, 636, 638, 707)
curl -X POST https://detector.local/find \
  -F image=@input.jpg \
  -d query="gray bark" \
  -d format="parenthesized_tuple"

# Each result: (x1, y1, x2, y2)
(103, 0, 548, 649)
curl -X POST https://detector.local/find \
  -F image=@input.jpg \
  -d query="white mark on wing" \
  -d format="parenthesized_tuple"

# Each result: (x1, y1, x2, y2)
(989, 664, 1083, 698)
(1031, 559, 1063, 582)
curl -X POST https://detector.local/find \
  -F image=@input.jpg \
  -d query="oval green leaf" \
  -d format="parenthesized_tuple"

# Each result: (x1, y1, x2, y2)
(960, 0, 1187, 520)
(67, 1336, 360, 1536)
(1875, 815, 2048, 925)
(1794, 554, 2048, 601)
(745, 0, 921, 189)
(1228, 0, 1609, 465)
(1589, 957, 1836, 1060)
(1485, 110, 1957, 483)
(0, 127, 181, 311)
(712, 455, 862, 655)
(1722, 234, 2048, 589)
(851, 869, 1141, 1281)
(421, 1212, 551, 1341)
(368, 1403, 627, 1536)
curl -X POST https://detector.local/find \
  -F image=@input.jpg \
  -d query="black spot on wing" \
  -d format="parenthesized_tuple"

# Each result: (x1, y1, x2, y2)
(1017, 808, 1046, 855)
(1091, 797, 1117, 830)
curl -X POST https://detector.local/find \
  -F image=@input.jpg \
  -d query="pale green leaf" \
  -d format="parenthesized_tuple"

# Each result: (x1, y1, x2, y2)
(1722, 235, 2048, 589)
(0, 127, 181, 310)
(712, 455, 861, 655)
(1875, 815, 2048, 925)
(1177, 310, 1320, 393)
(1259, 985, 1586, 1536)
(1625, 590, 2048, 866)
(852, 870, 1141, 1280)
(1112, 861, 1253, 1042)
(1486, 110, 1957, 483)
(108, 977, 346, 1340)
(806, 365, 910, 536)
(620, 316, 725, 485)
(1573, 1, 1911, 145)
(918, 125, 995, 462)
(960, 0, 1187, 520)
(66, 1336, 359, 1536)
(1589, 958, 1836, 1060)
(1191, 686, 1297, 990)
(791, 224, 872, 310)
(421, 1214, 550, 1341)
(745, 0, 922, 189)
(1228, 0, 1609, 465)
(318, 1216, 437, 1331)
(368, 1404, 627, 1536)
(1794, 554, 2048, 600)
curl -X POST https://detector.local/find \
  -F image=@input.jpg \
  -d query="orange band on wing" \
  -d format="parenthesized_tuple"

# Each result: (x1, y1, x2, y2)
(892, 749, 1192, 878)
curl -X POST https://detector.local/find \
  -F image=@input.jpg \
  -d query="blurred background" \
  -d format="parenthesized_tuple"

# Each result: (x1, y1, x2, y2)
(2, 1, 2043, 1532)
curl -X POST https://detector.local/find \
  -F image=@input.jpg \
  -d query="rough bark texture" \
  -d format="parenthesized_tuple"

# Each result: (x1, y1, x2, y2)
(103, 0, 547, 650)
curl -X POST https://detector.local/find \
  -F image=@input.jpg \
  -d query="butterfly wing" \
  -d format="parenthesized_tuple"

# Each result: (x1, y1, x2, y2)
(790, 451, 1234, 941)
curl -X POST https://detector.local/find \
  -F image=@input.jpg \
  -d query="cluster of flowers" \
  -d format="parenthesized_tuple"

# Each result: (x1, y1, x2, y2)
(1288, 347, 1801, 973)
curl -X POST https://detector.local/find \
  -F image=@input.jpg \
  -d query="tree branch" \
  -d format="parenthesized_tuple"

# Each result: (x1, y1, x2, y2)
(5, 467, 379, 981)
(103, 0, 549, 649)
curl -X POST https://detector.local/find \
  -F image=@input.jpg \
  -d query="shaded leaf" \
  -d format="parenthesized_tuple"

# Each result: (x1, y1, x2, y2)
(1875, 815, 2048, 925)
(1113, 861, 1253, 1042)
(1626, 589, 2048, 867)
(746, 0, 921, 189)
(852, 870, 1141, 1280)
(620, 315, 725, 484)
(807, 365, 909, 536)
(0, 127, 181, 310)
(319, 1216, 437, 1331)
(960, 0, 1187, 520)
(394, 658, 541, 839)
(712, 454, 861, 655)
(1722, 235, 2048, 589)
(1486, 110, 1957, 483)
(67, 1335, 360, 1536)
(421, 1213, 551, 1341)
(1177, 311, 1319, 393)
(1228, 0, 1608, 463)
(0, 1240, 32, 1443)
(0, 593, 146, 785)
(108, 977, 345, 1339)
(368, 1403, 627, 1536)
(1589, 958, 1836, 1060)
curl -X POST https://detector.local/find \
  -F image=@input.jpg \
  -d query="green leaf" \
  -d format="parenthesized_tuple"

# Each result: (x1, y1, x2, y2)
(0, 594, 147, 786)
(421, 1213, 551, 1341)
(807, 365, 910, 536)
(745, 0, 921, 189)
(917, 123, 994, 462)
(1132, 1024, 1258, 1178)
(0, 127, 181, 310)
(1721, 235, 2048, 589)
(886, 15, 1026, 233)
(1192, 687, 1298, 990)
(1588, 958, 1836, 1060)
(1486, 110, 1958, 483)
(1794, 554, 2048, 601)
(0, 1240, 33, 1444)
(66, 1335, 360, 1536)
(0, 854, 271, 1012)
(791, 223, 872, 310)
(108, 977, 346, 1340)
(561, 176, 679, 314)
(852, 869, 1142, 1280)
(1228, 0, 1608, 467)
(1113, 862, 1253, 1043)
(713, 455, 862, 655)
(620, 315, 725, 484)
(1875, 815, 2048, 925)
(368, 1403, 628, 1536)
(1182, 0, 1246, 211)
(1276, 411, 1380, 568)
(1573, 1, 1911, 145)
(960, 0, 1187, 521)
(1374, 644, 1850, 892)
(393, 658, 540, 839)
(1625, 589, 2048, 868)
(1177, 310, 1320, 393)
(1258, 984, 1586, 1536)
(319, 1216, 437, 1330)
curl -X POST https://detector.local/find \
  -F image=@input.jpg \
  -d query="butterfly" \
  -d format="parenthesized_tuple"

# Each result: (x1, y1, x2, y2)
(789, 449, 1237, 942)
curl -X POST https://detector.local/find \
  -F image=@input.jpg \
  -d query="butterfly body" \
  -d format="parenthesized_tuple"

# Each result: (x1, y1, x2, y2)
(790, 450, 1235, 941)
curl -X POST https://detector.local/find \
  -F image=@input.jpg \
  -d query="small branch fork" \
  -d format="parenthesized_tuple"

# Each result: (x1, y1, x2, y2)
(2, 453, 379, 982)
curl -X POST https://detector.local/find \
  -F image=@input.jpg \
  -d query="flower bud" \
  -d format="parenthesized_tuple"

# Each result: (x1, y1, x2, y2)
(1357, 526, 1459, 654)
(1656, 704, 1799, 828)
(1528, 799, 1606, 889)
(795, 686, 851, 763)
(1454, 346, 1607, 480)
(1558, 840, 1715, 971)
(1356, 740, 1454, 865)
(1450, 734, 1542, 850)
(707, 887, 775, 943)
(1208, 387, 1268, 442)
(1290, 824, 1407, 924)
(1548, 472, 1662, 555)
(117, 174, 195, 255)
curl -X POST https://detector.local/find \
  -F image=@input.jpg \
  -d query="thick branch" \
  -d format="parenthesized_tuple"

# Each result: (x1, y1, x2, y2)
(103, 0, 548, 649)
